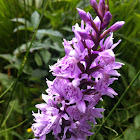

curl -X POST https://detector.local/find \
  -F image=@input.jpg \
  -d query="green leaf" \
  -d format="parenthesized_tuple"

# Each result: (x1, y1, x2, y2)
(94, 133, 104, 140)
(124, 127, 140, 140)
(128, 64, 136, 81)
(23, 63, 33, 75)
(0, 54, 13, 63)
(35, 0, 43, 8)
(2, 100, 15, 127)
(61, 26, 72, 32)
(10, 131, 24, 140)
(11, 18, 31, 26)
(114, 138, 124, 140)
(31, 69, 48, 79)
(13, 42, 48, 55)
(36, 29, 63, 40)
(50, 42, 64, 52)
(19, 0, 32, 6)
(0, 73, 14, 89)
(0, 100, 5, 103)
(30, 42, 49, 51)
(31, 11, 40, 29)
(34, 52, 42, 66)
(134, 114, 140, 129)
(3, 57, 21, 70)
(45, 9, 63, 28)
(40, 50, 51, 64)
(13, 42, 30, 55)
(13, 25, 33, 32)
(9, 99, 22, 114)
(49, 35, 63, 48)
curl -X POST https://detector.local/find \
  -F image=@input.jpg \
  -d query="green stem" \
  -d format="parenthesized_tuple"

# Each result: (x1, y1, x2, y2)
(90, 70, 140, 140)
(0, 119, 27, 134)
(23, 0, 28, 51)
(16, 0, 20, 53)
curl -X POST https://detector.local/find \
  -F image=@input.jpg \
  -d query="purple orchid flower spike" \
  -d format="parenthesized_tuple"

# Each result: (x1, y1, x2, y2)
(30, 0, 125, 139)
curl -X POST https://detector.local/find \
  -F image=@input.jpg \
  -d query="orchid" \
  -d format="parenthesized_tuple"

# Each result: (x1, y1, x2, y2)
(30, 0, 125, 139)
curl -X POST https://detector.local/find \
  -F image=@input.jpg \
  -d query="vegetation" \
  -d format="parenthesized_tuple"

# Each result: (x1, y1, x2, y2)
(0, 0, 139, 140)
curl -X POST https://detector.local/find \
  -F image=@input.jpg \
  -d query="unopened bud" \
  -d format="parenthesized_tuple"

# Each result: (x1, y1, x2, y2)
(99, 0, 105, 16)
(77, 8, 89, 22)
(105, 5, 109, 12)
(103, 11, 112, 23)
(90, 0, 98, 10)
(110, 21, 125, 32)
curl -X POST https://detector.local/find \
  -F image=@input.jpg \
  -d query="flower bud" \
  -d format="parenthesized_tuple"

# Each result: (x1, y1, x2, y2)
(110, 21, 125, 32)
(99, 0, 105, 16)
(103, 11, 112, 23)
(105, 5, 109, 12)
(90, 0, 98, 10)
(77, 8, 90, 22)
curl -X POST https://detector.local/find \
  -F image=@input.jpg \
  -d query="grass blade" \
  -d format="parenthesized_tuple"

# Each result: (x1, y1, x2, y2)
(0, 79, 18, 127)
(0, 81, 14, 98)
(1, 100, 15, 127)
(0, 119, 27, 134)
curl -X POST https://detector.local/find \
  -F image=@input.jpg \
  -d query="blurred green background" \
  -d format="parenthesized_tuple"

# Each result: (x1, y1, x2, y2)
(0, 0, 139, 140)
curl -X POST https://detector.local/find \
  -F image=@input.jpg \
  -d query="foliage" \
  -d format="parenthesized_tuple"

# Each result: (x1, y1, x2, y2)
(0, 0, 139, 140)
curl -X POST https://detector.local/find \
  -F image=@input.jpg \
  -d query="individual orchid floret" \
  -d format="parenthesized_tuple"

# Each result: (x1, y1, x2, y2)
(94, 75, 118, 98)
(49, 56, 81, 78)
(100, 33, 122, 50)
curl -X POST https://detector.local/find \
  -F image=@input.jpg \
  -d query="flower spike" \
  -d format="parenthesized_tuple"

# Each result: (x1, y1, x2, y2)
(30, 0, 125, 140)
